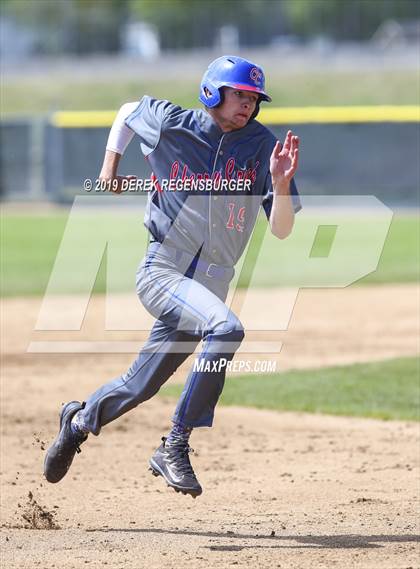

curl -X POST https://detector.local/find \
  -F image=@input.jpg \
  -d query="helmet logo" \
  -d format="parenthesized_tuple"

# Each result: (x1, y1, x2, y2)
(250, 67, 263, 85)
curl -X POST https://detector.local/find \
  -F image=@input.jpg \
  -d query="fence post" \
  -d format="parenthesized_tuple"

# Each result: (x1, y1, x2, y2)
(29, 117, 46, 200)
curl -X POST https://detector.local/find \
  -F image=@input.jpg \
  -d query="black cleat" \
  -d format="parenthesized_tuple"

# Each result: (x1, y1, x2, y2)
(149, 437, 202, 498)
(44, 401, 87, 483)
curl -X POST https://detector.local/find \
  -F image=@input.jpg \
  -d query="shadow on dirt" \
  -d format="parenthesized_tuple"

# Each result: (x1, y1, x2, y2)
(85, 529, 420, 549)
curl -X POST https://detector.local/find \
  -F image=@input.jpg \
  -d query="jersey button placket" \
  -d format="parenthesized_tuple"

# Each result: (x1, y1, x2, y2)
(209, 134, 225, 255)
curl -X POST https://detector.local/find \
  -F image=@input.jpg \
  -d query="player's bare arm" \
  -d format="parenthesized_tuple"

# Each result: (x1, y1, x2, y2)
(269, 130, 299, 239)
(99, 150, 137, 194)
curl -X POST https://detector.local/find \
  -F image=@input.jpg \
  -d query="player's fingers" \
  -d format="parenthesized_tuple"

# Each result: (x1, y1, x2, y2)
(284, 151, 298, 181)
(282, 130, 292, 154)
(290, 148, 299, 173)
(290, 135, 299, 155)
(271, 141, 282, 160)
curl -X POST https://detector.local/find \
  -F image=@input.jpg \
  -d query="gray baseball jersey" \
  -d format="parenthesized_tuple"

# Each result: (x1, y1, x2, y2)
(77, 96, 302, 436)
(126, 96, 301, 267)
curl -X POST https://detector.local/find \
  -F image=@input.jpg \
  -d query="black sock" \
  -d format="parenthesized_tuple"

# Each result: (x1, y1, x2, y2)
(166, 423, 192, 446)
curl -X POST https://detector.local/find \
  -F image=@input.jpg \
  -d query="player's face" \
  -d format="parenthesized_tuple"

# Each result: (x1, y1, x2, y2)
(212, 87, 259, 131)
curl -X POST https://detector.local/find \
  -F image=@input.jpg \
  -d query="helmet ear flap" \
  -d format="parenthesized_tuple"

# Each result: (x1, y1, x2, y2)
(199, 79, 222, 108)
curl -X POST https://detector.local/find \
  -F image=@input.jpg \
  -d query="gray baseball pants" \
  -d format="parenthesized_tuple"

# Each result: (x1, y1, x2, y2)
(80, 242, 244, 435)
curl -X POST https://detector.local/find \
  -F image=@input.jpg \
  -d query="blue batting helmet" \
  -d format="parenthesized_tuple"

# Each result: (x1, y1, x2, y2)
(199, 55, 272, 109)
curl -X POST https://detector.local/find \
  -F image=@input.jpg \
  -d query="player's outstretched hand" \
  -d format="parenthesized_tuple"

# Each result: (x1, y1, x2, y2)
(270, 130, 299, 189)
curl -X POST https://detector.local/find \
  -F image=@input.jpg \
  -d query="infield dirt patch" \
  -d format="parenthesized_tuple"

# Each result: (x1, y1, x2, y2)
(1, 285, 419, 568)
(2, 283, 420, 378)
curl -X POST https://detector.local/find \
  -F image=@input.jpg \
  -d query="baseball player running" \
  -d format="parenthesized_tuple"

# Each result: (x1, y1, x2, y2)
(44, 55, 301, 498)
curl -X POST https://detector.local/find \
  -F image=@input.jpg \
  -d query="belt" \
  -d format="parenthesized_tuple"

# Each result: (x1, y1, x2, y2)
(189, 255, 230, 279)
(148, 241, 233, 280)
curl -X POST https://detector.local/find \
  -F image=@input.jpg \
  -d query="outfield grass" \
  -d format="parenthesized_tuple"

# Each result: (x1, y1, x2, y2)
(239, 213, 419, 287)
(161, 356, 420, 421)
(362, 213, 420, 284)
(1, 213, 70, 296)
(0, 212, 418, 296)
(2, 70, 419, 115)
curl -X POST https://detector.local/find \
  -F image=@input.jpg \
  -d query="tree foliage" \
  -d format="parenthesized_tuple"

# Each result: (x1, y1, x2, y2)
(282, 0, 420, 39)
(2, 0, 419, 52)
(2, 0, 127, 54)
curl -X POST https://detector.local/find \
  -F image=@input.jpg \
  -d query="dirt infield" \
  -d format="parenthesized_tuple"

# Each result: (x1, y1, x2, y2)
(2, 283, 420, 378)
(1, 285, 419, 568)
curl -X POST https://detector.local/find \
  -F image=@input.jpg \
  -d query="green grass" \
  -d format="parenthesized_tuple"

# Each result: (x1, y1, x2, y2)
(361, 214, 420, 284)
(161, 356, 420, 421)
(0, 210, 148, 296)
(239, 213, 420, 287)
(1, 70, 419, 114)
(1, 213, 69, 296)
(0, 212, 418, 296)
